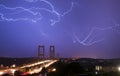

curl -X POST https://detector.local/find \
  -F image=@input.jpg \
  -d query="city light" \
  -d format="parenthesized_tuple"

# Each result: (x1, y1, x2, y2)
(52, 68, 56, 72)
(95, 71, 98, 75)
(0, 71, 4, 75)
(118, 67, 120, 71)
(10, 69, 16, 74)
(11, 64, 16, 68)
(95, 66, 102, 71)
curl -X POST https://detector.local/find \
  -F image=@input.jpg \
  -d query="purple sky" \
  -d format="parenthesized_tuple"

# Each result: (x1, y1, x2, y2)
(0, 0, 120, 58)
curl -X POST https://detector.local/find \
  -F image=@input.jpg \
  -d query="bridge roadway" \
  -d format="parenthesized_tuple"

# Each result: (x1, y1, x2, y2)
(0, 60, 57, 75)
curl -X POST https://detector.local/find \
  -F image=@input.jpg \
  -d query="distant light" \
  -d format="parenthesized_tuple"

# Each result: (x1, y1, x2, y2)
(118, 67, 120, 71)
(12, 64, 16, 68)
(95, 71, 98, 75)
(21, 72, 30, 75)
(95, 66, 102, 71)
(33, 69, 40, 73)
(0, 71, 3, 75)
(0, 64, 4, 67)
(11, 69, 16, 74)
(52, 68, 56, 72)
(6, 66, 9, 68)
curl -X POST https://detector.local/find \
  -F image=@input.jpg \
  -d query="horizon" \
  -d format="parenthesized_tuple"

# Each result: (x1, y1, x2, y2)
(1, 56, 120, 60)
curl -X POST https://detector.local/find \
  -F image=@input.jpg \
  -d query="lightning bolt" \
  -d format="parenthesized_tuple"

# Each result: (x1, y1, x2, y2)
(0, 4, 42, 22)
(0, 0, 75, 25)
(73, 24, 120, 46)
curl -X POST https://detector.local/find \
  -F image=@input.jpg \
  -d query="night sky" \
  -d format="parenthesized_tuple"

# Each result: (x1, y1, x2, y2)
(0, 0, 120, 58)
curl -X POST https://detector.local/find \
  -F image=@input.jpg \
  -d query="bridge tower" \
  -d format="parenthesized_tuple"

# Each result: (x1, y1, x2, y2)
(50, 45, 55, 59)
(38, 45, 45, 59)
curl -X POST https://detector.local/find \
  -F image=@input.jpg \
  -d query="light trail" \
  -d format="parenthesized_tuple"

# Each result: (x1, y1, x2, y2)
(20, 60, 51, 68)
(28, 60, 57, 74)
(0, 60, 57, 75)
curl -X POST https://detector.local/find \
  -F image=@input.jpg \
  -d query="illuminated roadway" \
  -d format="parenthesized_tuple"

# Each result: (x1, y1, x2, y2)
(0, 60, 57, 75)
